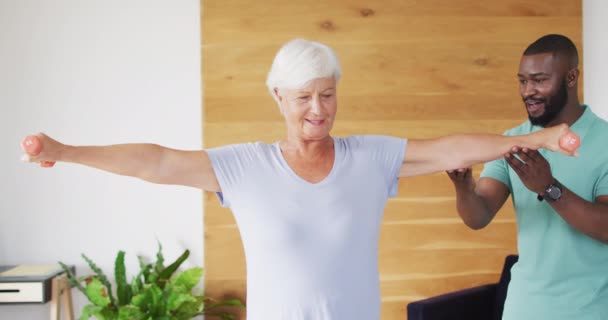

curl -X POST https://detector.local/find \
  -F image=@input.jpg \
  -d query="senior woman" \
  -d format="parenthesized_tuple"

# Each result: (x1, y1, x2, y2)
(22, 39, 577, 320)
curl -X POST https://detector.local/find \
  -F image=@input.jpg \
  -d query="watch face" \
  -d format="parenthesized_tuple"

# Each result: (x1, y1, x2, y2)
(546, 185, 562, 200)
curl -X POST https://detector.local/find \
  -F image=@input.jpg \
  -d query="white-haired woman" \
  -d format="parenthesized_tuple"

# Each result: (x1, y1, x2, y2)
(22, 39, 577, 320)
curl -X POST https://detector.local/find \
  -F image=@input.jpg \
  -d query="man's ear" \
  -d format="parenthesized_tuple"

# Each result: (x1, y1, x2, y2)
(567, 68, 579, 88)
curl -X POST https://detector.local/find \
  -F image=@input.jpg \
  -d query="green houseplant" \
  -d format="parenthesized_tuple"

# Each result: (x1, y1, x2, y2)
(59, 244, 244, 320)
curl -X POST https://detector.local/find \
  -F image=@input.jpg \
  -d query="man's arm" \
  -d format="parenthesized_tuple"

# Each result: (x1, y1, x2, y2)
(399, 124, 572, 178)
(447, 169, 511, 229)
(549, 192, 608, 243)
(506, 148, 608, 243)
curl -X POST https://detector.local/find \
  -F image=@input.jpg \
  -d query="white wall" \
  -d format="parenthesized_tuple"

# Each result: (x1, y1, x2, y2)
(583, 0, 608, 120)
(0, 0, 202, 318)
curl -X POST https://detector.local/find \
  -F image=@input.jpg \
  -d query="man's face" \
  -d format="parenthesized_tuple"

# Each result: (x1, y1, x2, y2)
(518, 53, 569, 127)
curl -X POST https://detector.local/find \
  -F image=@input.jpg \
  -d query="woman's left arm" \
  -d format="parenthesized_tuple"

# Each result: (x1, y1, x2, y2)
(399, 124, 575, 178)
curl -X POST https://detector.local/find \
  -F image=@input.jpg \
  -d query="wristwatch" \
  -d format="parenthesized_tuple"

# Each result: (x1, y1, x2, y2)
(538, 180, 563, 202)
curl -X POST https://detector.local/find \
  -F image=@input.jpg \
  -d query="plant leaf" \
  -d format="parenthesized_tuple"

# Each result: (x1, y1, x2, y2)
(172, 300, 204, 318)
(172, 268, 203, 291)
(131, 289, 151, 309)
(84, 278, 111, 308)
(204, 298, 246, 310)
(131, 275, 142, 296)
(82, 253, 116, 307)
(203, 312, 237, 320)
(79, 304, 104, 320)
(114, 250, 132, 306)
(58, 261, 86, 294)
(98, 308, 117, 320)
(158, 249, 189, 285)
(154, 242, 165, 274)
(148, 284, 164, 316)
(117, 305, 145, 320)
(137, 255, 153, 284)
(166, 291, 197, 312)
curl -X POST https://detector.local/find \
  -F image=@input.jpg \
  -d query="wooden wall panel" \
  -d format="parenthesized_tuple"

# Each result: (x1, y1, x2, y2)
(201, 1, 581, 319)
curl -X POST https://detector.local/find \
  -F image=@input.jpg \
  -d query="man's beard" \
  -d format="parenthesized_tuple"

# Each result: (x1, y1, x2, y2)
(527, 79, 568, 127)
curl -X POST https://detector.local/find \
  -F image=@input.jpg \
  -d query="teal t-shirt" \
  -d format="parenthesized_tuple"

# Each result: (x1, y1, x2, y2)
(481, 105, 608, 320)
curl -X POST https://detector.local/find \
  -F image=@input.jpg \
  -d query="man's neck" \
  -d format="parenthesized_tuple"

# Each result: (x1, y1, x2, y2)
(545, 99, 584, 128)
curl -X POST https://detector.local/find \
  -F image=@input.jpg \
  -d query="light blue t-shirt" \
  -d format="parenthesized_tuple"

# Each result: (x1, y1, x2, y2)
(481, 105, 608, 320)
(207, 135, 407, 320)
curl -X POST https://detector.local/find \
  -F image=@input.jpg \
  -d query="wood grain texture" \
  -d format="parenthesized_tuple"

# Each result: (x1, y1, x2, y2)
(201, 1, 581, 318)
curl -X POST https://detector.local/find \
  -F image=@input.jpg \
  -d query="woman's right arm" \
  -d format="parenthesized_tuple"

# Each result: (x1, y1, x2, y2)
(21, 133, 221, 192)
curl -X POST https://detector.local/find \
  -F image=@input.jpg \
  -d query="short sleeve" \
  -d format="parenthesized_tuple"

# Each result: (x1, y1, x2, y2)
(480, 157, 512, 190)
(594, 165, 608, 199)
(358, 135, 407, 198)
(206, 143, 255, 207)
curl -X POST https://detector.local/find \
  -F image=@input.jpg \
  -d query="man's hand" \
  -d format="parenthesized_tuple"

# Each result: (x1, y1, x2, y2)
(504, 147, 554, 194)
(446, 167, 474, 191)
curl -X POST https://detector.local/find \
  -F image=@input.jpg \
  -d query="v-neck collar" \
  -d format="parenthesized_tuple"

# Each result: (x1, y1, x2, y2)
(273, 137, 341, 187)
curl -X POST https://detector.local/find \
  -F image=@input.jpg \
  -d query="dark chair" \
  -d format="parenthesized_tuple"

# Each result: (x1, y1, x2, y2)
(407, 255, 518, 320)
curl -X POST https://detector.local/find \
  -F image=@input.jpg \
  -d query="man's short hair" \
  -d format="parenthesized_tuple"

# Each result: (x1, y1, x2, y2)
(523, 34, 579, 68)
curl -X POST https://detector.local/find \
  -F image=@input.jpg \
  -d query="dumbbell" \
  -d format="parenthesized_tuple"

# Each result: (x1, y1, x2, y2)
(559, 131, 580, 153)
(21, 135, 56, 167)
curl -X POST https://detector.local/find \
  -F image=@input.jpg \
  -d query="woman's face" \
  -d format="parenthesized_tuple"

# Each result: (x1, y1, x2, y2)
(276, 77, 337, 141)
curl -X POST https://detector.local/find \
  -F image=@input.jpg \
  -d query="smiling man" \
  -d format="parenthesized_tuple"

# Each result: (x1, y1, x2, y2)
(447, 34, 608, 319)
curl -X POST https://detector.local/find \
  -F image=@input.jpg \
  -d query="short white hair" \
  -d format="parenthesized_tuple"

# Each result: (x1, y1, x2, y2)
(266, 39, 342, 103)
